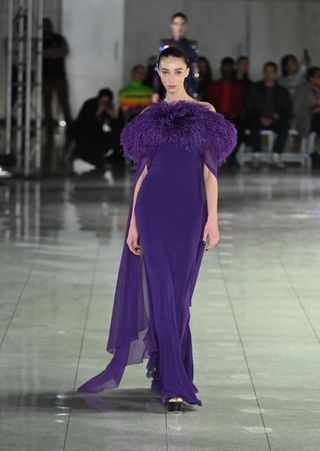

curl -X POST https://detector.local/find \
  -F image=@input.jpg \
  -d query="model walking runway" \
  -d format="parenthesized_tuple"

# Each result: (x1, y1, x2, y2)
(76, 99, 237, 407)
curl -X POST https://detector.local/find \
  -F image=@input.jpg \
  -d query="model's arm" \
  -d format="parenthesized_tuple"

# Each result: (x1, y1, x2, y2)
(202, 102, 220, 250)
(203, 164, 219, 250)
(126, 163, 148, 255)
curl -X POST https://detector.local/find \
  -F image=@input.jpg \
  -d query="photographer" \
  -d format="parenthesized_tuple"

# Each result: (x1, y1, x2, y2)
(71, 88, 120, 173)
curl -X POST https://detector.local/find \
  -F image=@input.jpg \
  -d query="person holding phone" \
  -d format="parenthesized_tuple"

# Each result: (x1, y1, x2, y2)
(279, 50, 311, 99)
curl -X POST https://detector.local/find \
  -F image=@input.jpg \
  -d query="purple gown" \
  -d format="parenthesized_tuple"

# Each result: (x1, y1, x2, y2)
(76, 100, 237, 406)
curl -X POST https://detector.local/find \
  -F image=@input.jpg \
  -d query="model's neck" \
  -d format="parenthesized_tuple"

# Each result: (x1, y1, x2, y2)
(163, 92, 193, 103)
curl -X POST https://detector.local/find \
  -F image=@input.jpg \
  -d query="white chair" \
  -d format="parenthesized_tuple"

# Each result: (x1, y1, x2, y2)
(237, 128, 313, 168)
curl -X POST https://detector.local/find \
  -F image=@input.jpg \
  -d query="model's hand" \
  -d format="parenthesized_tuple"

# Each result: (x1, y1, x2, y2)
(126, 224, 141, 256)
(202, 219, 219, 250)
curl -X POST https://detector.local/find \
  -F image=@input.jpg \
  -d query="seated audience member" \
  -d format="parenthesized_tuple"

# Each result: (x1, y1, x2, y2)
(234, 55, 253, 145)
(144, 55, 158, 89)
(205, 57, 245, 168)
(246, 62, 292, 169)
(71, 88, 120, 174)
(119, 64, 153, 124)
(279, 52, 311, 99)
(234, 55, 253, 95)
(198, 56, 214, 101)
(293, 66, 320, 138)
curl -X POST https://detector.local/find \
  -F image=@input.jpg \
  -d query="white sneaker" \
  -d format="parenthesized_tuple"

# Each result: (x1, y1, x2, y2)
(0, 166, 12, 178)
(271, 152, 286, 169)
(250, 152, 261, 168)
(72, 158, 96, 175)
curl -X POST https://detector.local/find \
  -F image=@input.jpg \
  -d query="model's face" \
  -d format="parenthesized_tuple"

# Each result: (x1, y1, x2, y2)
(264, 66, 278, 83)
(157, 56, 189, 93)
(170, 17, 187, 39)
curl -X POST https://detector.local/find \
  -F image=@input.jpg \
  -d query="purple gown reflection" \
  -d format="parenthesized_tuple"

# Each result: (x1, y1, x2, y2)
(76, 100, 237, 406)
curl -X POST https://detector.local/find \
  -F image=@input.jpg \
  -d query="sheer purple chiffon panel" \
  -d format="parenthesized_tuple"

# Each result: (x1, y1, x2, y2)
(76, 155, 151, 393)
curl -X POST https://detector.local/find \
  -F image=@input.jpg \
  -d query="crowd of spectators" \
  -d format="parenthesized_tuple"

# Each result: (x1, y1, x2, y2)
(39, 14, 320, 175)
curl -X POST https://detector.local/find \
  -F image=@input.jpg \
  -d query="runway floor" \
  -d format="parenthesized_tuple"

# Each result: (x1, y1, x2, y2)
(1, 165, 320, 451)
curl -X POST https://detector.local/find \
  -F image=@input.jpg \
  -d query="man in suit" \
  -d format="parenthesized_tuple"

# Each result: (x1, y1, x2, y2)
(246, 62, 292, 169)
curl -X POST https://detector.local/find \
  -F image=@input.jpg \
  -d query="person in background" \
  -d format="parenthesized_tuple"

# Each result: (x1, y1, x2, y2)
(293, 66, 320, 139)
(234, 55, 253, 96)
(152, 12, 199, 102)
(279, 51, 311, 99)
(118, 64, 153, 125)
(71, 88, 120, 175)
(205, 57, 245, 168)
(246, 62, 292, 169)
(234, 56, 253, 151)
(42, 17, 72, 135)
(279, 52, 312, 151)
(197, 56, 214, 101)
(144, 55, 158, 89)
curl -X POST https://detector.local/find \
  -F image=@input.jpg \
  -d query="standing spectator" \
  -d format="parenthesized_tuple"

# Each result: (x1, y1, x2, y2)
(205, 57, 245, 167)
(293, 67, 320, 138)
(153, 12, 199, 102)
(42, 17, 72, 134)
(198, 56, 214, 101)
(279, 52, 311, 99)
(246, 62, 292, 169)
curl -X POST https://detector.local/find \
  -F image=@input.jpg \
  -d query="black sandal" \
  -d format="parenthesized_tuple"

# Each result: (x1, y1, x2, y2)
(166, 398, 184, 413)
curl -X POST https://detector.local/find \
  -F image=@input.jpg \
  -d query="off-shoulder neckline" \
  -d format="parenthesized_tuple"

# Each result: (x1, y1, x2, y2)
(142, 99, 214, 113)
(161, 99, 213, 110)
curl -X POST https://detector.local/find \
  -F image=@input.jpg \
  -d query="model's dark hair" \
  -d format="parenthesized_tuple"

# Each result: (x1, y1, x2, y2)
(157, 46, 190, 69)
(306, 66, 320, 80)
(280, 54, 297, 76)
(170, 12, 188, 23)
(263, 61, 278, 71)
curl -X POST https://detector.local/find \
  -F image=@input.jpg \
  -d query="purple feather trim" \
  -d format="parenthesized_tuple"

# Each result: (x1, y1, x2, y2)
(120, 100, 237, 168)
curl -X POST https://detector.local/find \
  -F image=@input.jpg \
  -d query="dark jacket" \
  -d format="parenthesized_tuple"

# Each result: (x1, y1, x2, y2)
(246, 81, 292, 121)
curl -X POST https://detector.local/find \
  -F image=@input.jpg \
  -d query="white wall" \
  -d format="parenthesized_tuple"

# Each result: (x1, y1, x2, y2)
(62, 0, 125, 116)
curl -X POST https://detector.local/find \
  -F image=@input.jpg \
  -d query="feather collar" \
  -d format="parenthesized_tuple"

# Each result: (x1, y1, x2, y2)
(120, 100, 237, 168)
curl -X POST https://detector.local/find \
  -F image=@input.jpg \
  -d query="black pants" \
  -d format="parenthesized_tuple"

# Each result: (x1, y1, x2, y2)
(250, 118, 289, 153)
(311, 113, 320, 135)
(225, 116, 247, 166)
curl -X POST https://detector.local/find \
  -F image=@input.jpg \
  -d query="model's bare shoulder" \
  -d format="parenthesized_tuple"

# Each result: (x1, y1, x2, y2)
(142, 104, 154, 113)
(201, 101, 216, 112)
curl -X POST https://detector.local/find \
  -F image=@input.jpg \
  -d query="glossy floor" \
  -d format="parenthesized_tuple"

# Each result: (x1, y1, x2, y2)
(1, 165, 320, 451)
